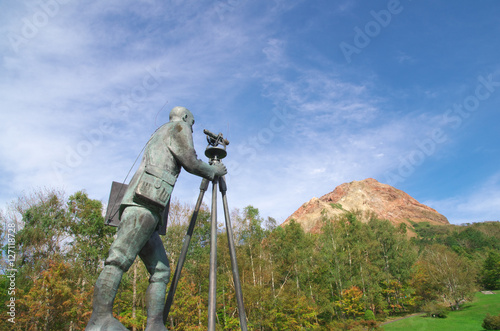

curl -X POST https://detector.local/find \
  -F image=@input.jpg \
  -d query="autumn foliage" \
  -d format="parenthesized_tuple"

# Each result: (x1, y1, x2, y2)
(1, 189, 499, 330)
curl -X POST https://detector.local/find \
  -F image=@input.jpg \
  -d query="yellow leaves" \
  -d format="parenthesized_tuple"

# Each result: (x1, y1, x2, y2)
(168, 277, 206, 329)
(15, 260, 93, 330)
(335, 286, 364, 319)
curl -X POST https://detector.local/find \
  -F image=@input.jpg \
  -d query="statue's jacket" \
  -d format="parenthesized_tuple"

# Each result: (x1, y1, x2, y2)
(120, 120, 216, 235)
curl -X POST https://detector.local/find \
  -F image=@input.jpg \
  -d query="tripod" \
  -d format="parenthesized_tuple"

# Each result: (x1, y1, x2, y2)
(163, 130, 247, 331)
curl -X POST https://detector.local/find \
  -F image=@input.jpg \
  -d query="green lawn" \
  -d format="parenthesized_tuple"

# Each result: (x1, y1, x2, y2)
(383, 291, 500, 331)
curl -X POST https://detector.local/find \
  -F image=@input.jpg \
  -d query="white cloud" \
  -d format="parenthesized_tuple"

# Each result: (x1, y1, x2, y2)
(424, 173, 500, 224)
(0, 1, 276, 208)
(1, 1, 498, 229)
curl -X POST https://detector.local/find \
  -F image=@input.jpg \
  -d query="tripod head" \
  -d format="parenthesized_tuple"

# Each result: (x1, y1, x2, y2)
(204, 129, 229, 161)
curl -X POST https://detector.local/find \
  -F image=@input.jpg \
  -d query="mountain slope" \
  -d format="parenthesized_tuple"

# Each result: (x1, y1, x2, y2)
(283, 178, 449, 233)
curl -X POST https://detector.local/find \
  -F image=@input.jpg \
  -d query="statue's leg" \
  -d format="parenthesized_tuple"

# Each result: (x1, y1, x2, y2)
(139, 231, 171, 331)
(86, 265, 127, 331)
(86, 206, 158, 331)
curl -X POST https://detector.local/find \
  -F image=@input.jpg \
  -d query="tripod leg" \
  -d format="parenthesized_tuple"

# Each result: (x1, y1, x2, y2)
(219, 176, 248, 331)
(163, 178, 209, 324)
(208, 179, 218, 331)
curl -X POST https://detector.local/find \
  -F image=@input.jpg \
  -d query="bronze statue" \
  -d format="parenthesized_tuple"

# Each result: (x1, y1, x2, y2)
(86, 107, 227, 331)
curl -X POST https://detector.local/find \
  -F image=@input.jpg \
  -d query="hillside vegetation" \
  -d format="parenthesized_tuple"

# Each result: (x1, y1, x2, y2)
(1, 189, 499, 330)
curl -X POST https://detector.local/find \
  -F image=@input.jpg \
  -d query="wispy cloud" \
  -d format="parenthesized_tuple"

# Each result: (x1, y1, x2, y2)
(424, 173, 500, 224)
(0, 1, 280, 208)
(1, 1, 499, 226)
(222, 42, 449, 220)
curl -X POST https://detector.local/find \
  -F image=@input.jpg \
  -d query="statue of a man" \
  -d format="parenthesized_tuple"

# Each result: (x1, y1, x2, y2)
(86, 107, 227, 331)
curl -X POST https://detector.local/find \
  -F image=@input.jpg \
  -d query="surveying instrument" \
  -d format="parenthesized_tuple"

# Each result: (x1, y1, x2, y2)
(163, 129, 248, 331)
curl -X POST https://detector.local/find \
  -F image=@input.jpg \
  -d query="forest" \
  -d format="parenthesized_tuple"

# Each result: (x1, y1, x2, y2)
(1, 188, 499, 330)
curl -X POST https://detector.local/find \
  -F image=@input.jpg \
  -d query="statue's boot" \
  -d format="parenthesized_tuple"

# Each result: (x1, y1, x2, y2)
(144, 282, 169, 331)
(86, 265, 128, 331)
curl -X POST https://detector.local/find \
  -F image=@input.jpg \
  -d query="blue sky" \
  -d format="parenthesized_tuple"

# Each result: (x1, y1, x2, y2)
(1, 0, 499, 225)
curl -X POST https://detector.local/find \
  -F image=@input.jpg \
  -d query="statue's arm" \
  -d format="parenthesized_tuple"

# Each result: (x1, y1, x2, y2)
(169, 123, 217, 180)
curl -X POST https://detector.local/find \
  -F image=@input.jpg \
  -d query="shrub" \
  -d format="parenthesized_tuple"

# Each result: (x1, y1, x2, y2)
(422, 302, 449, 318)
(483, 313, 500, 330)
(330, 203, 344, 210)
(364, 309, 375, 320)
(359, 319, 379, 330)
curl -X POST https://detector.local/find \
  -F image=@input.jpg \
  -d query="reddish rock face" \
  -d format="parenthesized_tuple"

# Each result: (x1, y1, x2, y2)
(282, 178, 448, 233)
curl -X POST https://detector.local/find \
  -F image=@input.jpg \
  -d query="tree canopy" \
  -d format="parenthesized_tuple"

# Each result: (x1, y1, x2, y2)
(1, 189, 498, 330)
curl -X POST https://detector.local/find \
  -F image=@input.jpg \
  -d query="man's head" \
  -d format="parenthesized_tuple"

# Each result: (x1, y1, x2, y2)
(169, 106, 195, 127)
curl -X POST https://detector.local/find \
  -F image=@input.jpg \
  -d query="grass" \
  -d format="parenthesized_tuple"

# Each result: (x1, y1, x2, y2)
(330, 203, 344, 210)
(383, 291, 500, 331)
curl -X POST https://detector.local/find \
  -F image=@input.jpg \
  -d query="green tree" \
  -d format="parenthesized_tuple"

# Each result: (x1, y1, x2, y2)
(67, 191, 116, 281)
(265, 219, 318, 328)
(232, 206, 270, 330)
(369, 218, 417, 283)
(15, 189, 69, 283)
(162, 198, 195, 269)
(410, 260, 440, 306)
(315, 214, 351, 321)
(0, 189, 119, 330)
(480, 251, 500, 290)
(167, 277, 205, 330)
(420, 244, 477, 310)
(167, 206, 212, 329)
(238, 206, 266, 288)
(446, 226, 497, 256)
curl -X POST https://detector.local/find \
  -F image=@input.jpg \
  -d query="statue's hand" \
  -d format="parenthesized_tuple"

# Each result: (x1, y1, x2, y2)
(212, 162, 227, 177)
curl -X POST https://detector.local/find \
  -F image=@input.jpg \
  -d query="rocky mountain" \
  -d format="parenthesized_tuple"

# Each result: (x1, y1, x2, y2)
(282, 178, 449, 233)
